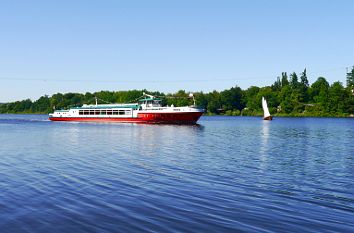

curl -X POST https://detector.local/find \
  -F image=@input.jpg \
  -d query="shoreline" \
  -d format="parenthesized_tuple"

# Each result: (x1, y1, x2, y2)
(1, 113, 353, 118)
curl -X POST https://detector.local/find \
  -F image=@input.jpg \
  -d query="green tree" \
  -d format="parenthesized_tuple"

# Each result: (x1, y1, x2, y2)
(289, 72, 299, 89)
(310, 77, 330, 112)
(271, 77, 282, 91)
(244, 86, 260, 111)
(207, 91, 222, 113)
(33, 95, 51, 113)
(346, 66, 354, 88)
(195, 92, 208, 109)
(281, 72, 289, 87)
(220, 86, 243, 111)
(279, 86, 293, 113)
(299, 68, 309, 102)
(328, 81, 347, 114)
(166, 90, 189, 106)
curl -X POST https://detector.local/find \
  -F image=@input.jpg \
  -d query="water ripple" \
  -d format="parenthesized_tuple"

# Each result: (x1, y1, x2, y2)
(0, 115, 353, 232)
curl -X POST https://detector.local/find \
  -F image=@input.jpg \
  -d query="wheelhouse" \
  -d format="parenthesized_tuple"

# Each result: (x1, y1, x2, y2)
(138, 98, 162, 108)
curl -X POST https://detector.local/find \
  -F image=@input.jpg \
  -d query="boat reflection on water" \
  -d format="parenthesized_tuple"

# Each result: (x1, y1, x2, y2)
(259, 121, 270, 170)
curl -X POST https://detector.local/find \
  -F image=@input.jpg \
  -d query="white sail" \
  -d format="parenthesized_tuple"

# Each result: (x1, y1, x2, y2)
(262, 97, 271, 118)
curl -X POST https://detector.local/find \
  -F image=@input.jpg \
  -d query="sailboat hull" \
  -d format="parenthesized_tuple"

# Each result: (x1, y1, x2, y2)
(263, 116, 273, 120)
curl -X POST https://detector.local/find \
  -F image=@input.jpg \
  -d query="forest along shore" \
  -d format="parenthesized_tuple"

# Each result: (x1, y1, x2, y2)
(1, 68, 354, 117)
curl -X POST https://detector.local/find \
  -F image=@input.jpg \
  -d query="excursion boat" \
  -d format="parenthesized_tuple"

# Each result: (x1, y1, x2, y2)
(49, 93, 204, 124)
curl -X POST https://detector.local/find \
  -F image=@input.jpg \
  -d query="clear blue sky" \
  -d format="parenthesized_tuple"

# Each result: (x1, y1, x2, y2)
(0, 0, 353, 102)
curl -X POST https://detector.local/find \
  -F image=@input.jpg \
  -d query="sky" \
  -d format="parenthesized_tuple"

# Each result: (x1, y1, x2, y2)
(0, 0, 353, 102)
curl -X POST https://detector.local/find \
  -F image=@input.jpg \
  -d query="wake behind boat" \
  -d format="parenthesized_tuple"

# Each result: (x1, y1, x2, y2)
(262, 97, 273, 120)
(49, 93, 204, 124)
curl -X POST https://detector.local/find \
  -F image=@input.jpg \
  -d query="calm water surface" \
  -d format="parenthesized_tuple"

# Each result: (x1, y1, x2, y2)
(0, 115, 353, 232)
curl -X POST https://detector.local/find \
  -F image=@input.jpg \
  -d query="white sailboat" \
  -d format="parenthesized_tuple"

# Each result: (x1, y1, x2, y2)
(262, 97, 273, 120)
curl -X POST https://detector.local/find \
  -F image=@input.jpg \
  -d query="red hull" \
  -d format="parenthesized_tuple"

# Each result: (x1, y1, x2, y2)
(49, 112, 203, 124)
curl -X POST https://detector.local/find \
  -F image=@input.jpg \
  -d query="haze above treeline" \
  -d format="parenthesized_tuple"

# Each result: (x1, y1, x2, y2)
(1, 68, 354, 117)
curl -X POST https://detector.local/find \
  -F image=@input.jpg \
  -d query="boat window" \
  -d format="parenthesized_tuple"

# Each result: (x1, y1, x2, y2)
(100, 110, 106, 115)
(107, 110, 112, 115)
(153, 100, 161, 107)
(84, 110, 89, 115)
(119, 110, 125, 115)
(79, 111, 83, 115)
(113, 110, 118, 115)
(95, 110, 100, 115)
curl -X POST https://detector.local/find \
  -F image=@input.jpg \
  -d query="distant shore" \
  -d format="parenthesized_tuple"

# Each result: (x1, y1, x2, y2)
(206, 113, 353, 118)
(1, 68, 353, 117)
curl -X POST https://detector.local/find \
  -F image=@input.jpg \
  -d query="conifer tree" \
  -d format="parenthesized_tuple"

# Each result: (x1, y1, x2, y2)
(346, 66, 354, 88)
(299, 68, 309, 102)
(290, 72, 299, 89)
(300, 68, 309, 88)
(281, 72, 289, 87)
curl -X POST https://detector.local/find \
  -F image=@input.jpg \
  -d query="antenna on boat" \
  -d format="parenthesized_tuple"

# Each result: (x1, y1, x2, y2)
(189, 93, 196, 106)
(95, 97, 98, 106)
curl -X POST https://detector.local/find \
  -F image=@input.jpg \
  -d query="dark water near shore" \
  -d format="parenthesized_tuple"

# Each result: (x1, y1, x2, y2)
(0, 114, 353, 232)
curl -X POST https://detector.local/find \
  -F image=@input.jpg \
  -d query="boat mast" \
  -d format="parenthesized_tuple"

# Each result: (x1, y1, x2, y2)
(189, 93, 196, 106)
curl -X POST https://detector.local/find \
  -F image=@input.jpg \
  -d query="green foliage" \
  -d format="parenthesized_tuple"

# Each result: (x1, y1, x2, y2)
(279, 86, 294, 113)
(281, 72, 289, 87)
(166, 90, 190, 106)
(220, 86, 244, 111)
(310, 77, 330, 112)
(0, 69, 353, 117)
(244, 86, 260, 110)
(206, 91, 222, 113)
(347, 66, 354, 88)
(271, 77, 282, 91)
(290, 72, 299, 89)
(299, 68, 309, 102)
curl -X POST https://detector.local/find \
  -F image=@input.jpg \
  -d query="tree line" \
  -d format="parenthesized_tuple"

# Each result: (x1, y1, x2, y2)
(1, 67, 353, 117)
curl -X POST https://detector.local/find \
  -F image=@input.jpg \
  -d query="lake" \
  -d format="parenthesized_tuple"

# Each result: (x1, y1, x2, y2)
(0, 115, 353, 232)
